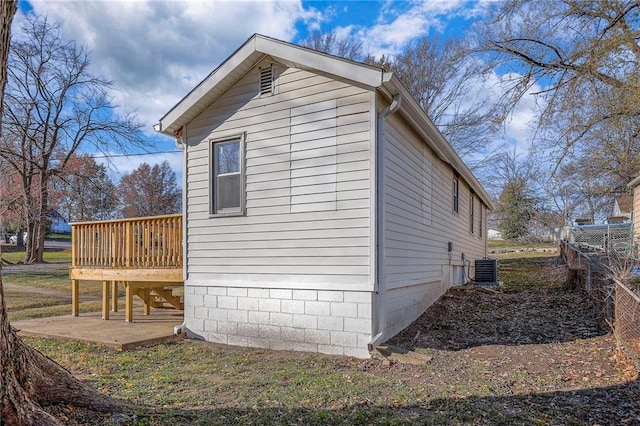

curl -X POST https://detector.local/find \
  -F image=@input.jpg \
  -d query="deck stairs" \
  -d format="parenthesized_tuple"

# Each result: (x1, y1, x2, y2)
(133, 287, 184, 310)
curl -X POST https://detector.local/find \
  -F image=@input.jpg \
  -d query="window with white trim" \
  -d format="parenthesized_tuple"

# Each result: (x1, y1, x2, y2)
(211, 136, 244, 215)
(479, 204, 484, 238)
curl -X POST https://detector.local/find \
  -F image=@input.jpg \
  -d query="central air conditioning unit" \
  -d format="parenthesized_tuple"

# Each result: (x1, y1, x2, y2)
(475, 258, 499, 284)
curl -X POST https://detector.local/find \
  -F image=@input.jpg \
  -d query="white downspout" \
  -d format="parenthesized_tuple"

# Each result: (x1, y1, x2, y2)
(368, 94, 402, 351)
(173, 127, 188, 335)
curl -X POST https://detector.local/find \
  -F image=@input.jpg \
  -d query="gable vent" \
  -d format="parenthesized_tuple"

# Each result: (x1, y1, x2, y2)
(259, 65, 273, 96)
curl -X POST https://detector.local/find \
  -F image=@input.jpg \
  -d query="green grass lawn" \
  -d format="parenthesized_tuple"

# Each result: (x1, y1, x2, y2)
(47, 233, 72, 241)
(495, 251, 565, 291)
(2, 249, 107, 320)
(488, 239, 557, 250)
(2, 249, 72, 264)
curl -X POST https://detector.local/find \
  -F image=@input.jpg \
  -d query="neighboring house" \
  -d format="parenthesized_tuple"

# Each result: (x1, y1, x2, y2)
(155, 34, 494, 358)
(488, 229, 503, 240)
(48, 210, 72, 234)
(609, 195, 633, 223)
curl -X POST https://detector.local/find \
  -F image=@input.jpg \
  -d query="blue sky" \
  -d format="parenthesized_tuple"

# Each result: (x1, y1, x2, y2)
(13, 1, 532, 183)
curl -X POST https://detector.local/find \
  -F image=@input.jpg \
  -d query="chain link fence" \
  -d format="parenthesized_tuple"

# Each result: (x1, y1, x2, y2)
(560, 239, 640, 370)
(569, 223, 633, 253)
(614, 280, 640, 371)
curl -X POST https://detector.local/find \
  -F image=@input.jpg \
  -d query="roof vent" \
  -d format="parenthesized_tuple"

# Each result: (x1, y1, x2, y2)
(259, 65, 273, 96)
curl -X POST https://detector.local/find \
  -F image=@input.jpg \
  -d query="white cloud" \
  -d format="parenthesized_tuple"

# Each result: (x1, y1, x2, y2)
(22, 0, 321, 136)
(336, 0, 477, 59)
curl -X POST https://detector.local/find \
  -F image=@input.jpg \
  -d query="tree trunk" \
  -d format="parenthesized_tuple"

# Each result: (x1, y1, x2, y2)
(0, 273, 125, 423)
(1, 2, 124, 423)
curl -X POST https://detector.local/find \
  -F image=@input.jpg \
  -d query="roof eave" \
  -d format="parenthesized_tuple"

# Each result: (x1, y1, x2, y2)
(381, 74, 495, 211)
(628, 175, 640, 188)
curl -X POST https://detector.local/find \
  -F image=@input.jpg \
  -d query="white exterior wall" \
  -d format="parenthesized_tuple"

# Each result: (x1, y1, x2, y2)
(381, 111, 488, 338)
(182, 62, 373, 357)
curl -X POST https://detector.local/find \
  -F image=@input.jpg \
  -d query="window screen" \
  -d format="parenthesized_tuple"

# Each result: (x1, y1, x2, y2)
(212, 139, 243, 214)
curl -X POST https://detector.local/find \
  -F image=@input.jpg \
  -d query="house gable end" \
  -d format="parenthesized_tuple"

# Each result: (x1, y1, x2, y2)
(158, 34, 382, 136)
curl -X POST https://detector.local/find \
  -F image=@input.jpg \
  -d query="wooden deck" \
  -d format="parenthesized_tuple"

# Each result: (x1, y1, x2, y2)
(69, 214, 184, 323)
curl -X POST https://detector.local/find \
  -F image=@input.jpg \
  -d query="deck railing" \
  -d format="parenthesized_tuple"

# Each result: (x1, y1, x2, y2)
(71, 214, 183, 269)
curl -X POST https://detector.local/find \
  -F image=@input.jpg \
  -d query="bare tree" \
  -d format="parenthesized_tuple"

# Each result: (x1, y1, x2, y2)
(301, 31, 507, 172)
(118, 161, 181, 218)
(300, 30, 364, 60)
(1, 16, 145, 263)
(391, 37, 506, 170)
(0, 4, 124, 424)
(479, 0, 640, 168)
(51, 154, 118, 222)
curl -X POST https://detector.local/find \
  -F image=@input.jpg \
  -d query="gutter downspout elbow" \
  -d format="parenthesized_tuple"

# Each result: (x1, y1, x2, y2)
(369, 93, 402, 352)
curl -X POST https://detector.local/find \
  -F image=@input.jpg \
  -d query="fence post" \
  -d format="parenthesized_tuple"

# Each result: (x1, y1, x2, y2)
(586, 261, 592, 292)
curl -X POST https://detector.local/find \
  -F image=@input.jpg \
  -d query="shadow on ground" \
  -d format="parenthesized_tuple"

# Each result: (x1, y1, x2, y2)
(49, 380, 640, 425)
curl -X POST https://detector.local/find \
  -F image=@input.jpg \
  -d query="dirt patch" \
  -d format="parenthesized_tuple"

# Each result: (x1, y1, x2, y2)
(390, 285, 606, 351)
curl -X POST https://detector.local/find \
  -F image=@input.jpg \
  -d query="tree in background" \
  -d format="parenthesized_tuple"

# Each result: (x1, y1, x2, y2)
(1, 16, 145, 263)
(497, 179, 536, 240)
(480, 1, 640, 195)
(391, 37, 505, 170)
(490, 151, 538, 240)
(1, 3, 123, 423)
(118, 161, 181, 218)
(51, 154, 118, 222)
(482, 1, 640, 145)
(0, 158, 24, 234)
(301, 30, 364, 60)
(303, 30, 506, 173)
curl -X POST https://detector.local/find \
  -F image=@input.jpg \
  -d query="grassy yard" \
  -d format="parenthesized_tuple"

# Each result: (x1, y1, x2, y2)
(2, 250, 105, 321)
(2, 249, 72, 264)
(6, 247, 640, 425)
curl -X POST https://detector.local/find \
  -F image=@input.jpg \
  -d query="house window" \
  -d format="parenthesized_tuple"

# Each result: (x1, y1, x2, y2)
(479, 204, 484, 238)
(211, 136, 244, 215)
(452, 176, 459, 213)
(470, 192, 475, 234)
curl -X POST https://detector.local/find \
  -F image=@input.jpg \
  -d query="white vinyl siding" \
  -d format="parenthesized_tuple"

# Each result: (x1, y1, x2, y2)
(381, 110, 488, 336)
(290, 99, 337, 212)
(184, 64, 372, 289)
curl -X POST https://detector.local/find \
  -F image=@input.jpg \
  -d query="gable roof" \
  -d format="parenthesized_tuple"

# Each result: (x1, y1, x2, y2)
(615, 195, 632, 214)
(156, 34, 494, 210)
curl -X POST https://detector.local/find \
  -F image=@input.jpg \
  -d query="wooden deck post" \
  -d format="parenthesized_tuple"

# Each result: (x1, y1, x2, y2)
(125, 282, 133, 323)
(71, 279, 79, 316)
(111, 280, 118, 312)
(142, 288, 151, 316)
(102, 280, 110, 320)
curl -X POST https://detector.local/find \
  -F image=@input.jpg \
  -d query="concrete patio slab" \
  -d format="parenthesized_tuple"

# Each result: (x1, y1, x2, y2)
(12, 308, 184, 350)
